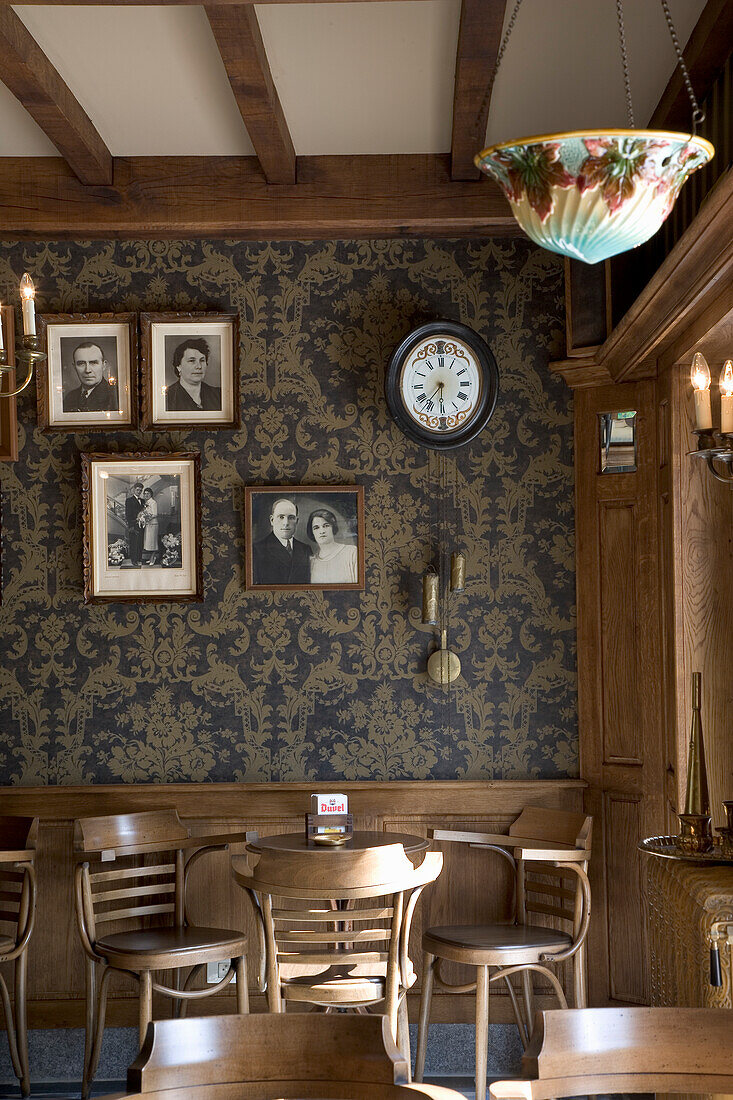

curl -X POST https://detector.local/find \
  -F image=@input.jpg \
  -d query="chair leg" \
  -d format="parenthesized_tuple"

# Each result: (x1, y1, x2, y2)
(235, 955, 249, 1014)
(574, 943, 588, 1007)
(139, 970, 153, 1049)
(397, 996, 411, 1082)
(15, 952, 30, 1097)
(0, 971, 23, 1085)
(414, 951, 435, 1083)
(81, 959, 97, 1100)
(475, 965, 490, 1100)
(86, 965, 113, 1100)
(521, 969, 534, 1040)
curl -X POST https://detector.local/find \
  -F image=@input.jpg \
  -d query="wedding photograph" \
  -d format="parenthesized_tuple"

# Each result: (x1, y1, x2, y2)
(38, 313, 137, 431)
(81, 452, 202, 603)
(245, 485, 364, 591)
(140, 311, 239, 430)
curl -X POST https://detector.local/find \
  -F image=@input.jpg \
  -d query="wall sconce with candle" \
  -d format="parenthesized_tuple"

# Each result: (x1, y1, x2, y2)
(689, 351, 733, 484)
(422, 550, 466, 685)
(0, 273, 46, 399)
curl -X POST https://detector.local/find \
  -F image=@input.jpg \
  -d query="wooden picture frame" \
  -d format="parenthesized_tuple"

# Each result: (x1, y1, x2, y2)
(81, 451, 203, 604)
(245, 485, 365, 591)
(0, 305, 18, 461)
(140, 311, 240, 430)
(37, 313, 137, 431)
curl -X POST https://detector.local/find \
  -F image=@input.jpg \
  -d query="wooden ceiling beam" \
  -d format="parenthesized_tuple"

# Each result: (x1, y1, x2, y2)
(648, 0, 733, 130)
(451, 0, 507, 181)
(0, 7, 112, 186)
(0, 154, 515, 239)
(206, 6, 295, 184)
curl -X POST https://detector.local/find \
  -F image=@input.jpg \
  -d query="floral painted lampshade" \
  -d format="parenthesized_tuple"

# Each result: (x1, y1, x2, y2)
(475, 130, 714, 265)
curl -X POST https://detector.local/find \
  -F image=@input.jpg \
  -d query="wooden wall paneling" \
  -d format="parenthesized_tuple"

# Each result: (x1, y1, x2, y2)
(603, 791, 648, 1003)
(564, 259, 612, 357)
(0, 780, 585, 1026)
(575, 381, 665, 1006)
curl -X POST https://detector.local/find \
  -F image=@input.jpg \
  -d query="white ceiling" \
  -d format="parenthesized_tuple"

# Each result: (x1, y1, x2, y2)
(3, 0, 707, 159)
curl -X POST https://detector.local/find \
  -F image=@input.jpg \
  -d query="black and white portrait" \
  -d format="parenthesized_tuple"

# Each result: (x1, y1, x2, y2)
(141, 312, 239, 430)
(245, 486, 364, 591)
(39, 315, 136, 431)
(82, 452, 202, 604)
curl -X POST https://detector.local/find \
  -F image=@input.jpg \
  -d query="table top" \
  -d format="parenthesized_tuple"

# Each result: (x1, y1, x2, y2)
(245, 830, 430, 856)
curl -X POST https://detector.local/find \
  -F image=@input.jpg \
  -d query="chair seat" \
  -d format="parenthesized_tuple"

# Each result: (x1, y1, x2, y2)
(95, 925, 247, 970)
(280, 958, 416, 1005)
(423, 923, 572, 965)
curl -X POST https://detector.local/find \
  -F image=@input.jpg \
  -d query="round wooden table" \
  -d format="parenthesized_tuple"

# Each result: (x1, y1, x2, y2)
(245, 830, 430, 856)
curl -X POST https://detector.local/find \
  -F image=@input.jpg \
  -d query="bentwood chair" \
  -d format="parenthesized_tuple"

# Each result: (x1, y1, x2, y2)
(0, 816, 38, 1098)
(74, 810, 249, 1099)
(489, 1007, 733, 1098)
(111, 1012, 466, 1100)
(234, 842, 443, 1069)
(415, 807, 591, 1100)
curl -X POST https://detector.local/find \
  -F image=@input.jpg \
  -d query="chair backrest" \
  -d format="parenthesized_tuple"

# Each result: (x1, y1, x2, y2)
(0, 816, 37, 950)
(121, 1013, 464, 1099)
(509, 808, 591, 850)
(74, 810, 190, 946)
(489, 1007, 733, 1098)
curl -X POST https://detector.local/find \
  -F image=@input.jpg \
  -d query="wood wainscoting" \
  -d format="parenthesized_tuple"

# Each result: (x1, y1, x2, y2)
(0, 780, 585, 1027)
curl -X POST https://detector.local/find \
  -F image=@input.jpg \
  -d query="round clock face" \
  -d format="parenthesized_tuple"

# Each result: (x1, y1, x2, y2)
(385, 321, 499, 450)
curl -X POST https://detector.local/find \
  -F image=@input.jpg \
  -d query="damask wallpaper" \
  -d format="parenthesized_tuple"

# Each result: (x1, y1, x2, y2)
(0, 238, 576, 785)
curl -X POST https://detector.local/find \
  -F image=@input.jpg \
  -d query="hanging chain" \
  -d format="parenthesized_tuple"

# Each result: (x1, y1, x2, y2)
(475, 0, 524, 132)
(615, 0, 635, 127)
(659, 0, 705, 131)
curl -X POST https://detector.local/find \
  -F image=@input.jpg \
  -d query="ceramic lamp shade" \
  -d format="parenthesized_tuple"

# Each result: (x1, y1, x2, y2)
(475, 130, 714, 265)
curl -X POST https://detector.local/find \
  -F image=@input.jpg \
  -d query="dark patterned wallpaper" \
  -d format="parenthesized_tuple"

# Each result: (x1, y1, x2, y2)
(0, 238, 576, 785)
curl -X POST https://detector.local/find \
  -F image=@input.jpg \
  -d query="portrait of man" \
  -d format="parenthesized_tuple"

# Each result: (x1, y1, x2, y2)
(62, 340, 119, 413)
(165, 338, 222, 413)
(252, 496, 312, 585)
(125, 481, 145, 568)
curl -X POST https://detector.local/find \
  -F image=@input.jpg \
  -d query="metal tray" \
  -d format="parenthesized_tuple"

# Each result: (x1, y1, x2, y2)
(638, 835, 733, 865)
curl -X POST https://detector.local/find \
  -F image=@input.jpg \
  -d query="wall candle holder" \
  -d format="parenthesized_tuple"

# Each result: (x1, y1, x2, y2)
(689, 352, 733, 484)
(421, 551, 466, 685)
(0, 273, 46, 399)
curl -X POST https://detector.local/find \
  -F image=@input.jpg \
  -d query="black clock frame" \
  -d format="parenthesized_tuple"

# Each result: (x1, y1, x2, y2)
(385, 320, 499, 450)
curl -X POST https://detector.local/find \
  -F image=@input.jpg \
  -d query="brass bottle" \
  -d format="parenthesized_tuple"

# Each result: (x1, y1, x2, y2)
(684, 671, 711, 816)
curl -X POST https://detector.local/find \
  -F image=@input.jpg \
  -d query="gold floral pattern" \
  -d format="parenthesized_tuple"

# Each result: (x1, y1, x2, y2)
(0, 238, 576, 784)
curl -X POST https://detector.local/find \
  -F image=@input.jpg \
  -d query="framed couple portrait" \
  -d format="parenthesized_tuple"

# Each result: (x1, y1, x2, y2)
(37, 313, 137, 432)
(140, 312, 239, 430)
(81, 451, 203, 604)
(244, 485, 365, 592)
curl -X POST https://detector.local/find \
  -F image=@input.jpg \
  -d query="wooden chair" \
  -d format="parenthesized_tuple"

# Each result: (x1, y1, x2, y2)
(104, 1012, 466, 1099)
(489, 1006, 733, 1097)
(234, 842, 443, 1069)
(0, 816, 38, 1098)
(74, 809, 249, 1099)
(414, 807, 592, 1100)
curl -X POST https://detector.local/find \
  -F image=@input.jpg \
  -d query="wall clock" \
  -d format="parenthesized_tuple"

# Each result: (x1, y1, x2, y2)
(385, 321, 499, 449)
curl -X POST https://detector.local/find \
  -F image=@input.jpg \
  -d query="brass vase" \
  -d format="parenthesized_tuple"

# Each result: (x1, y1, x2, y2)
(680, 672, 713, 851)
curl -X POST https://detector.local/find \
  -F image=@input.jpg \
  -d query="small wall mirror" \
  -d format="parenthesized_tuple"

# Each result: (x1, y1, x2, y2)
(599, 411, 637, 473)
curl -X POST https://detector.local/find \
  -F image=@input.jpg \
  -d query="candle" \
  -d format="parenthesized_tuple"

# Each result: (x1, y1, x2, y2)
(19, 272, 36, 336)
(720, 360, 733, 434)
(0, 304, 4, 353)
(690, 352, 712, 431)
(422, 571, 439, 625)
(450, 551, 466, 593)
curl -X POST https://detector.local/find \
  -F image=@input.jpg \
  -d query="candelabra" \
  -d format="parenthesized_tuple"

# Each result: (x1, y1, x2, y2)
(689, 352, 733, 484)
(0, 273, 45, 400)
(421, 550, 466, 685)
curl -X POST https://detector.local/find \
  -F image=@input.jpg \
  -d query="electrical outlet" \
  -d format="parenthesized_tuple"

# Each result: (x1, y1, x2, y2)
(206, 960, 235, 983)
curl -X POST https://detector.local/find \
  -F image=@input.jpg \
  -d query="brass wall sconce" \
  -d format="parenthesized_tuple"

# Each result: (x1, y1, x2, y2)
(689, 352, 733, 484)
(0, 273, 46, 399)
(421, 551, 466, 685)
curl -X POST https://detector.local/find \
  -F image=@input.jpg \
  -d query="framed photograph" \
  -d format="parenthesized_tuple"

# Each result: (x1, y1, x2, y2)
(38, 313, 137, 431)
(0, 305, 18, 461)
(81, 452, 203, 604)
(244, 485, 365, 591)
(140, 312, 239, 430)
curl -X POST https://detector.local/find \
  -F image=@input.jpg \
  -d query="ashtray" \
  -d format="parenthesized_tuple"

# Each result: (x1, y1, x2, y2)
(310, 832, 352, 847)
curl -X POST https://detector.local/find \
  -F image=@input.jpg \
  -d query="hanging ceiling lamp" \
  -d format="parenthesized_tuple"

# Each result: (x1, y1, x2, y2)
(474, 0, 714, 265)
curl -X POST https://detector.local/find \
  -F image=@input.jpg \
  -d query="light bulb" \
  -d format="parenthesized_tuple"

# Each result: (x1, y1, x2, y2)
(719, 360, 733, 398)
(19, 272, 36, 335)
(690, 351, 711, 391)
(720, 360, 733, 433)
(691, 352, 712, 431)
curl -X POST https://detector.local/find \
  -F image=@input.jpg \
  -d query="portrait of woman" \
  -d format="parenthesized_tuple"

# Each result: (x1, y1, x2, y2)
(140, 486, 159, 566)
(307, 507, 358, 584)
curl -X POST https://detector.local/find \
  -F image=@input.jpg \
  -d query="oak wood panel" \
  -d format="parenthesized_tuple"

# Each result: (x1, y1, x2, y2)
(599, 502, 642, 766)
(0, 7, 112, 185)
(548, 356, 614, 389)
(603, 792, 647, 1004)
(205, 6, 295, 184)
(0, 781, 584, 1027)
(648, 0, 733, 131)
(0, 154, 514, 240)
(450, 0, 507, 181)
